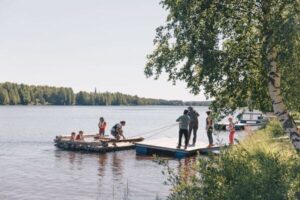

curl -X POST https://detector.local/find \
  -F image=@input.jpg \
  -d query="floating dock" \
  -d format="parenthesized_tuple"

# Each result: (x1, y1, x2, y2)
(54, 135, 144, 153)
(135, 138, 222, 158)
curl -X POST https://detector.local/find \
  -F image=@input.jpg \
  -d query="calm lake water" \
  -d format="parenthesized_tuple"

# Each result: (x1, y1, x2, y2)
(0, 106, 241, 200)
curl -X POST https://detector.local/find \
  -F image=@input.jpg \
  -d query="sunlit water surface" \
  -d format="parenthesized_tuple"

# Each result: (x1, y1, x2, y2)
(0, 106, 244, 200)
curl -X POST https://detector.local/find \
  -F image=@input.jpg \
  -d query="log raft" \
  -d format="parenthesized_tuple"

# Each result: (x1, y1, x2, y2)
(54, 135, 144, 153)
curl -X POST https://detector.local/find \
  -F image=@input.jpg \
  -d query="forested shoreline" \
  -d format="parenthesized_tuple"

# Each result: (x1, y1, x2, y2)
(0, 82, 211, 106)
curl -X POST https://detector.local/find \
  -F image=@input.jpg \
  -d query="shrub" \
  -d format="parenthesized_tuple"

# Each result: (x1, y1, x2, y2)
(265, 119, 285, 138)
(167, 123, 300, 200)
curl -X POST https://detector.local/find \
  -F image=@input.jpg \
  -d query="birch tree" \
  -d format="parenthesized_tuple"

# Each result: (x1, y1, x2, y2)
(145, 0, 300, 149)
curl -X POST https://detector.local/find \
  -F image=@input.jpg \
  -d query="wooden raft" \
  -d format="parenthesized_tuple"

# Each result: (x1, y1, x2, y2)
(54, 135, 144, 153)
(135, 137, 222, 159)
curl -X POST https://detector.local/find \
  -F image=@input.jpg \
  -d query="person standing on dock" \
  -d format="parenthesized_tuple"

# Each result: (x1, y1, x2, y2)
(98, 117, 107, 137)
(187, 106, 199, 146)
(206, 111, 214, 148)
(176, 109, 190, 149)
(111, 121, 126, 140)
(228, 117, 235, 145)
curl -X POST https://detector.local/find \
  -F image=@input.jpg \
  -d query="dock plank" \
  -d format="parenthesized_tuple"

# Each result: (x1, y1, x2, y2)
(135, 137, 222, 158)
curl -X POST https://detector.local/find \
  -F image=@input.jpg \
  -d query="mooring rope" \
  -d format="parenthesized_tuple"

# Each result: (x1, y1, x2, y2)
(131, 123, 178, 138)
(144, 124, 178, 139)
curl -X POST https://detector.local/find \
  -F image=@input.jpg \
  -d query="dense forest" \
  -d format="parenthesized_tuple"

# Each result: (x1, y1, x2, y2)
(0, 82, 207, 106)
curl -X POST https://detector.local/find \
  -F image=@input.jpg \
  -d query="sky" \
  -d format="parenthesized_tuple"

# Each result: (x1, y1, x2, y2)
(0, 0, 206, 101)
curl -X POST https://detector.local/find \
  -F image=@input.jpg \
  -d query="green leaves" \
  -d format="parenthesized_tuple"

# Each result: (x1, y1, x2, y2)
(146, 0, 300, 113)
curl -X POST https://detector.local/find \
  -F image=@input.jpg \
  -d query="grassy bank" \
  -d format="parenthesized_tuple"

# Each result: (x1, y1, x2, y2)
(167, 120, 300, 200)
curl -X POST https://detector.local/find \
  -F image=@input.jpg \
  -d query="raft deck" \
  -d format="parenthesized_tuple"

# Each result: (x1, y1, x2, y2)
(135, 137, 222, 158)
(54, 135, 144, 153)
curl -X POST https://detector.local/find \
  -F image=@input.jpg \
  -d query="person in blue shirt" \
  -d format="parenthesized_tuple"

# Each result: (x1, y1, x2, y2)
(176, 109, 190, 149)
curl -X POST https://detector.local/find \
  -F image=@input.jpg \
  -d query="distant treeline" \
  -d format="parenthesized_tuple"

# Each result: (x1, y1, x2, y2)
(0, 82, 210, 106)
(185, 101, 212, 107)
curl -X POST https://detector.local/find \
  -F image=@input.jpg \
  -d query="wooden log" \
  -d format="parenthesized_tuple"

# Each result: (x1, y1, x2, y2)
(55, 141, 137, 153)
(55, 135, 143, 143)
(54, 136, 144, 153)
(56, 134, 99, 139)
(99, 137, 144, 143)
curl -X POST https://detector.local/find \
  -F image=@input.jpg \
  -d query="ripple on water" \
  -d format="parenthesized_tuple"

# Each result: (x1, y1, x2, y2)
(0, 106, 237, 200)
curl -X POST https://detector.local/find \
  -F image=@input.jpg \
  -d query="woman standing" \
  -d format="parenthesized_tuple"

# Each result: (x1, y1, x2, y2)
(206, 111, 214, 148)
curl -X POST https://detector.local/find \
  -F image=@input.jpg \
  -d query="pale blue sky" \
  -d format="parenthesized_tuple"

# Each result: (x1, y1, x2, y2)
(0, 0, 206, 101)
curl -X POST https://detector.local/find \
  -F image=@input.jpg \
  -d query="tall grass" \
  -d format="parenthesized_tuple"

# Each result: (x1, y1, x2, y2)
(167, 120, 300, 200)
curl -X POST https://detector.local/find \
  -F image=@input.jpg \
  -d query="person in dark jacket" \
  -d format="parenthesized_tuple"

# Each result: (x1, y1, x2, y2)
(187, 106, 199, 146)
(111, 121, 126, 140)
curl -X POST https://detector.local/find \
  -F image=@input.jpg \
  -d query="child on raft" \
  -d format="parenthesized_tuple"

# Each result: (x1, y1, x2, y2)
(75, 130, 85, 141)
(98, 117, 107, 137)
(70, 132, 76, 141)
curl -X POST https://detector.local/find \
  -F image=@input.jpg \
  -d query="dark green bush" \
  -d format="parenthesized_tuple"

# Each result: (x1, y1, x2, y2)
(167, 123, 300, 200)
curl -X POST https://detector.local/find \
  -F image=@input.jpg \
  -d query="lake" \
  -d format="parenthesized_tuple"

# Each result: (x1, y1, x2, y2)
(0, 106, 240, 200)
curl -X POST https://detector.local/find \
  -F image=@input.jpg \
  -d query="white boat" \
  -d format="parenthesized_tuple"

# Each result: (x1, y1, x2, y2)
(214, 111, 267, 131)
(238, 112, 268, 125)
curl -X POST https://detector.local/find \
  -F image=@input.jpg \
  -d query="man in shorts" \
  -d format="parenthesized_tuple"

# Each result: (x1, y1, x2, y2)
(111, 121, 126, 140)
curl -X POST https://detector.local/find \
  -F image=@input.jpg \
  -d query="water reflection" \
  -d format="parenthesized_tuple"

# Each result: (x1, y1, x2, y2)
(112, 152, 123, 179)
(97, 153, 107, 177)
(68, 152, 76, 165)
(54, 150, 86, 170)
(1, 106, 213, 200)
(177, 157, 197, 183)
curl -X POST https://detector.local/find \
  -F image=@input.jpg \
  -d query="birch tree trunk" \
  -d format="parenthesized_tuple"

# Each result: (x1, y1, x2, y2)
(267, 48, 300, 150)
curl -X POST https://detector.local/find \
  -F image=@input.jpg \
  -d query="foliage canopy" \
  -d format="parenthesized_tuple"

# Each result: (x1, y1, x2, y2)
(145, 0, 300, 113)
